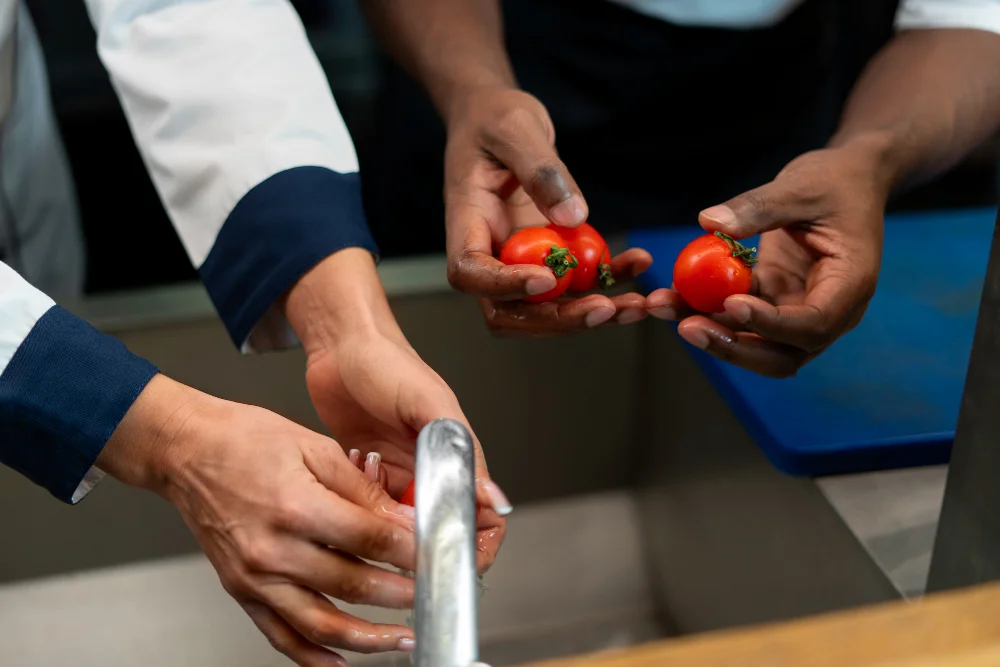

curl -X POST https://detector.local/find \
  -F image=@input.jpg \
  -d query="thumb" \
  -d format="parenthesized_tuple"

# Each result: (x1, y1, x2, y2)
(483, 109, 588, 228)
(699, 178, 818, 239)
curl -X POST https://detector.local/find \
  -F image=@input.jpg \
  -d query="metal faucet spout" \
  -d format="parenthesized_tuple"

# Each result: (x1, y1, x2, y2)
(413, 418, 480, 667)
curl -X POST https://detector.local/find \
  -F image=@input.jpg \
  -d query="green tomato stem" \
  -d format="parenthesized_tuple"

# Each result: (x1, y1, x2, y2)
(715, 231, 759, 266)
(544, 245, 579, 278)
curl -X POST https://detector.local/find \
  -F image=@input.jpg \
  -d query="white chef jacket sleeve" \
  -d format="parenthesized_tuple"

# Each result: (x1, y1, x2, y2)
(0, 261, 158, 503)
(83, 0, 378, 353)
(897, 0, 1000, 34)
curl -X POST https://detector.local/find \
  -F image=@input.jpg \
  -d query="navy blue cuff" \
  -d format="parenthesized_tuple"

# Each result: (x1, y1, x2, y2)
(0, 306, 158, 503)
(199, 167, 380, 349)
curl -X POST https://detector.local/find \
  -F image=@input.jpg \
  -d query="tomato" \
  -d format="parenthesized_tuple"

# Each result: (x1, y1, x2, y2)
(672, 232, 757, 313)
(548, 223, 614, 293)
(499, 228, 578, 303)
(400, 479, 416, 507)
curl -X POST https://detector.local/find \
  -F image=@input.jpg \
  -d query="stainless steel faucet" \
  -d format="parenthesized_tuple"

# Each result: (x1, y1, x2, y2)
(413, 418, 486, 667)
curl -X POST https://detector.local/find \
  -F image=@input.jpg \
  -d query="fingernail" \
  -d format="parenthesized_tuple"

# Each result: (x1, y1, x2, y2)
(393, 503, 416, 521)
(684, 329, 710, 350)
(550, 195, 587, 227)
(728, 300, 752, 324)
(585, 306, 615, 328)
(526, 276, 557, 295)
(365, 452, 381, 482)
(701, 205, 736, 229)
(649, 306, 677, 321)
(349, 449, 361, 467)
(617, 309, 644, 325)
(398, 637, 416, 652)
(480, 479, 513, 516)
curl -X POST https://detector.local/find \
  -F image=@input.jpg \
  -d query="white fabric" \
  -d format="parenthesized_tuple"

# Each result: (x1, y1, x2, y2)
(0, 260, 53, 373)
(897, 0, 1000, 33)
(606, 0, 1000, 31)
(83, 0, 360, 268)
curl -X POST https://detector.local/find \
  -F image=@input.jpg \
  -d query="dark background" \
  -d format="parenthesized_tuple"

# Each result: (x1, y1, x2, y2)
(24, 0, 1000, 295)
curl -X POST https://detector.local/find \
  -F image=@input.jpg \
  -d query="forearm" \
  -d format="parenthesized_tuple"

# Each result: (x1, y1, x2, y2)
(830, 28, 1000, 191)
(361, 0, 515, 122)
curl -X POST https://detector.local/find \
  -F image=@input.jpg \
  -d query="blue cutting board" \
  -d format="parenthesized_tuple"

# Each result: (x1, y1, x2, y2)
(630, 207, 997, 476)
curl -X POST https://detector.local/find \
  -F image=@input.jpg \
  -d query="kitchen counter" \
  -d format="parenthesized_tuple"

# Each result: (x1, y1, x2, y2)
(523, 581, 1000, 667)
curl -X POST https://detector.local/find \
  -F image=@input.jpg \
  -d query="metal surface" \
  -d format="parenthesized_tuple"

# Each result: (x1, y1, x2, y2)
(414, 419, 480, 667)
(927, 212, 1000, 593)
(635, 324, 901, 635)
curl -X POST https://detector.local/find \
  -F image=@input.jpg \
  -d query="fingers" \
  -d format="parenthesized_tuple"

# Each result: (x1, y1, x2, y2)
(243, 602, 347, 667)
(260, 585, 415, 655)
(610, 248, 653, 282)
(448, 249, 559, 299)
(677, 317, 810, 378)
(480, 292, 648, 336)
(281, 542, 415, 609)
(645, 287, 696, 322)
(480, 103, 588, 228)
(698, 177, 821, 240)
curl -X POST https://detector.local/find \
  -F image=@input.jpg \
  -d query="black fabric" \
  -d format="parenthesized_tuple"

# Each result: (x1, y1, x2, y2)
(362, 0, 895, 250)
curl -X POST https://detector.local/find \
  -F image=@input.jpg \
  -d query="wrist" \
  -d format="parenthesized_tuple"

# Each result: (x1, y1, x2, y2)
(281, 248, 399, 359)
(97, 374, 211, 495)
(827, 128, 912, 196)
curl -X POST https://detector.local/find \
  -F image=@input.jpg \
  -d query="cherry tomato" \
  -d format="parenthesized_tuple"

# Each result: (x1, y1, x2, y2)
(499, 228, 578, 303)
(548, 223, 614, 293)
(400, 479, 416, 507)
(673, 232, 757, 313)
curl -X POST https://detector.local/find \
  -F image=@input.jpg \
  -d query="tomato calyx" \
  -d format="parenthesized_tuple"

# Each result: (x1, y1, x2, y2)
(597, 262, 615, 290)
(714, 231, 759, 267)
(543, 245, 579, 278)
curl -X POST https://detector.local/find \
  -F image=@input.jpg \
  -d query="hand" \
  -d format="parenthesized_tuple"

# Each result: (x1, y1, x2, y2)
(445, 87, 653, 335)
(646, 141, 888, 377)
(284, 250, 509, 573)
(99, 375, 418, 667)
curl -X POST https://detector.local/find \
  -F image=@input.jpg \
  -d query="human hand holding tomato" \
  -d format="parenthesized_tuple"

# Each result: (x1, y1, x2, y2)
(647, 143, 886, 378)
(445, 87, 652, 336)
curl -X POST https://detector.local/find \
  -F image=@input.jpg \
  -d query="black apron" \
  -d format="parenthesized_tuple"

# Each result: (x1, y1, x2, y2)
(361, 0, 899, 257)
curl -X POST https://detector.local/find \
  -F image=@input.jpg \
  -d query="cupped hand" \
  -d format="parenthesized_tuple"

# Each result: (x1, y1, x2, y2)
(445, 87, 652, 335)
(304, 329, 508, 573)
(101, 375, 418, 667)
(647, 143, 887, 377)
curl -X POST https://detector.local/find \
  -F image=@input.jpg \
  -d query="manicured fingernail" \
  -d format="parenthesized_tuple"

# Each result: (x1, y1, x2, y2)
(398, 637, 416, 652)
(684, 329, 710, 350)
(585, 306, 615, 328)
(349, 449, 361, 467)
(480, 479, 513, 516)
(617, 309, 644, 325)
(728, 301, 752, 324)
(550, 195, 587, 227)
(365, 452, 381, 482)
(649, 306, 677, 321)
(526, 276, 557, 295)
(701, 205, 736, 229)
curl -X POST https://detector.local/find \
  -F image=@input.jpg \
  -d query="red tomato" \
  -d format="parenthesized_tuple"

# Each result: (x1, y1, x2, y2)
(673, 232, 756, 313)
(548, 223, 614, 293)
(400, 479, 416, 507)
(499, 228, 578, 303)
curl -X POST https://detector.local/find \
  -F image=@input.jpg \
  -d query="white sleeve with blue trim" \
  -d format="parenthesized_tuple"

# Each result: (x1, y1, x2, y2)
(0, 262, 158, 503)
(897, 0, 1000, 33)
(83, 0, 379, 353)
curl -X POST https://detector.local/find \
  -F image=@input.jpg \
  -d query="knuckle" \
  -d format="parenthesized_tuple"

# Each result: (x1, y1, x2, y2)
(241, 537, 278, 573)
(362, 524, 400, 560)
(219, 569, 254, 601)
(308, 616, 349, 648)
(274, 496, 310, 533)
(493, 104, 544, 142)
(338, 575, 377, 605)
